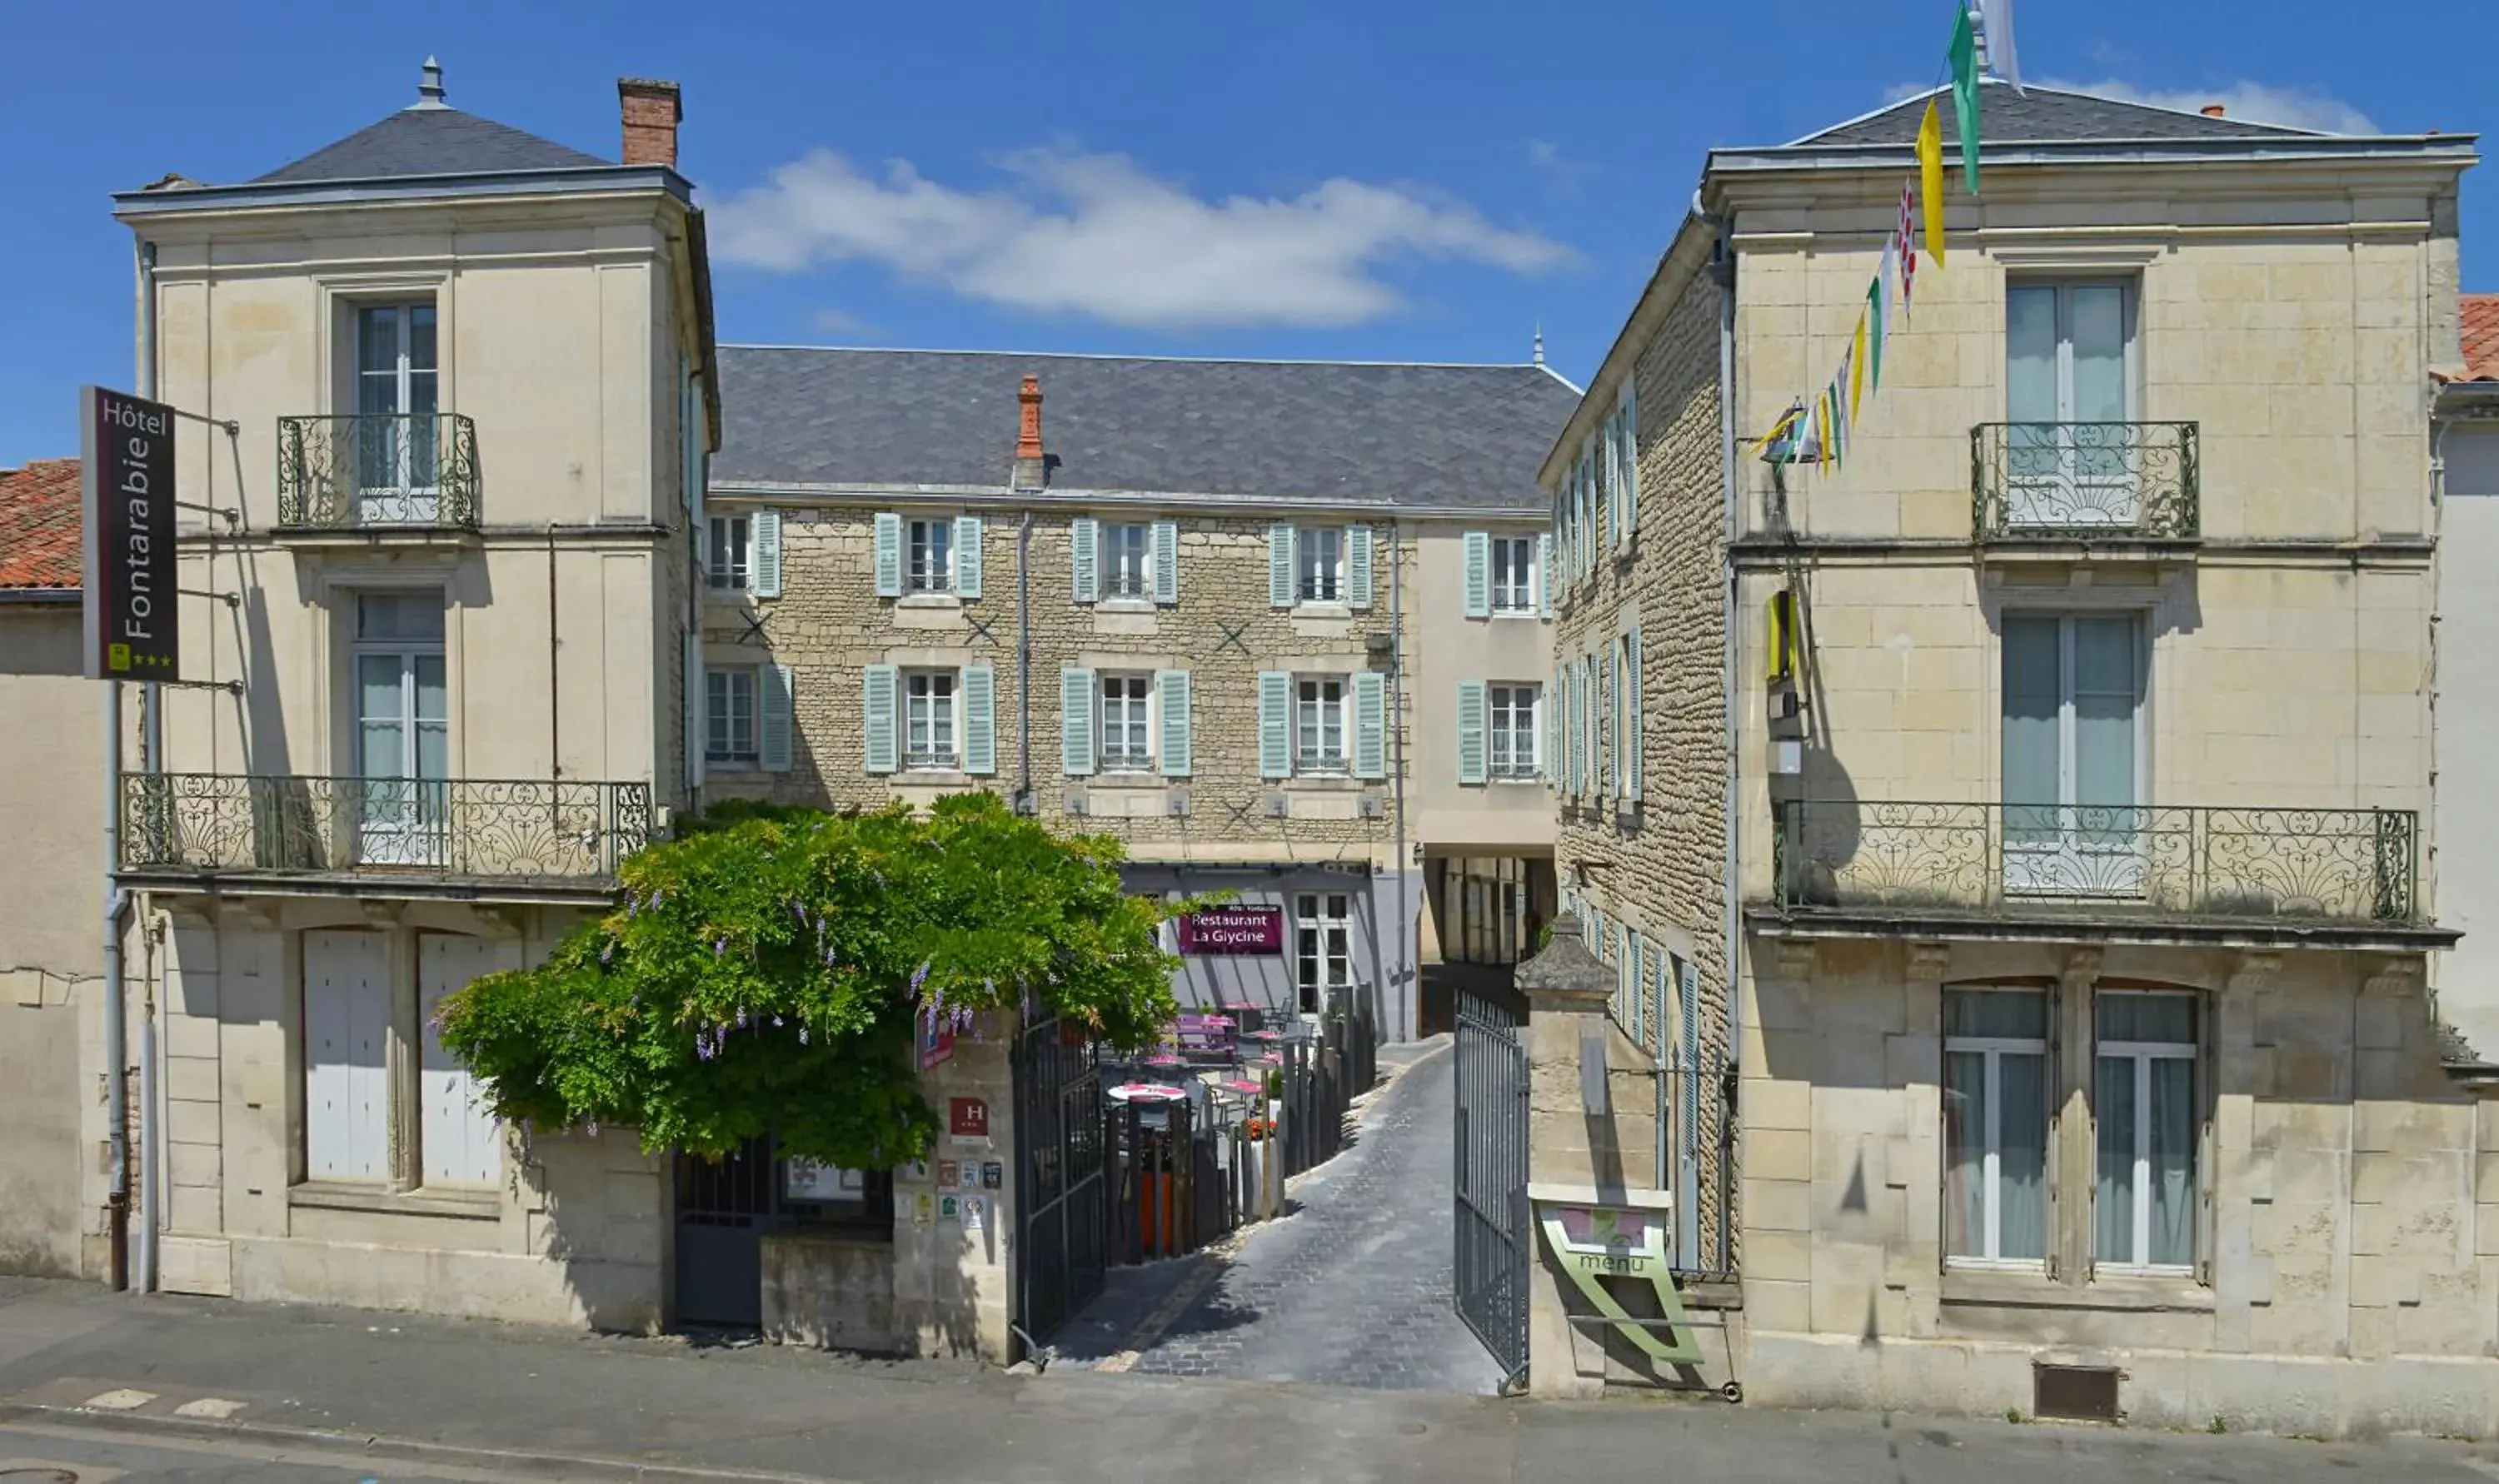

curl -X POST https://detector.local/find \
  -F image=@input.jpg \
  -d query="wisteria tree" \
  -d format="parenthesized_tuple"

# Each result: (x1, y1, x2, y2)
(434, 794, 1180, 1168)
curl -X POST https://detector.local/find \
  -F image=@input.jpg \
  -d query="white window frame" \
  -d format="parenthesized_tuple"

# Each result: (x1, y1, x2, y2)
(352, 301, 441, 520)
(1297, 526, 1344, 605)
(904, 669, 960, 771)
(1489, 535, 1537, 615)
(2094, 990, 2200, 1276)
(2001, 610, 2149, 900)
(707, 515, 751, 590)
(1104, 522, 1152, 601)
(1293, 891, 1353, 1014)
(1097, 672, 1155, 774)
(2003, 279, 2142, 527)
(1943, 988, 2052, 1271)
(1294, 675, 1349, 774)
(351, 593, 448, 867)
(907, 518, 955, 594)
(1488, 683, 1539, 779)
(706, 665, 759, 764)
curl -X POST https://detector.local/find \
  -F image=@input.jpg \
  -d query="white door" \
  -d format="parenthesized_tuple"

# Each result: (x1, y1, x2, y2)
(354, 595, 449, 867)
(355, 302, 441, 522)
(304, 930, 391, 1182)
(2005, 283, 2134, 526)
(418, 934, 508, 1187)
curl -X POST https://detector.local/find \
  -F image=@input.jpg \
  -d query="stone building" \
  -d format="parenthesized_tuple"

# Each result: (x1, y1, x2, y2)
(701, 349, 1575, 1043)
(2435, 296, 2499, 1058)
(1541, 81, 2498, 1432)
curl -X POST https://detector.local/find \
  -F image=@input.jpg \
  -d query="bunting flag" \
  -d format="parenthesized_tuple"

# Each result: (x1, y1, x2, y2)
(1978, 0, 2023, 93)
(1948, 6, 1983, 196)
(1848, 320, 1867, 422)
(1917, 101, 1948, 266)
(1867, 277, 1886, 391)
(1897, 183, 1918, 317)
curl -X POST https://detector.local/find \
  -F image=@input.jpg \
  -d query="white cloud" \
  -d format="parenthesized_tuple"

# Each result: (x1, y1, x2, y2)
(2038, 77, 2381, 134)
(1524, 138, 1597, 195)
(809, 307, 874, 337)
(708, 147, 1574, 331)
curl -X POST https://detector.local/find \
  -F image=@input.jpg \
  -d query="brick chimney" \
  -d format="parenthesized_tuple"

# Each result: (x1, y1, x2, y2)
(2201, 103, 2226, 118)
(1013, 376, 1047, 489)
(618, 78, 682, 168)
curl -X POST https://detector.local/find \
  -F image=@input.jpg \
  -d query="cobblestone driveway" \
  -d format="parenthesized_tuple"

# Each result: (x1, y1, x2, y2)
(1052, 1036, 1503, 1393)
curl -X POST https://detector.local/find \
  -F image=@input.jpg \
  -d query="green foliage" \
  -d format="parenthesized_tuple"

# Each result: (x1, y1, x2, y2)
(435, 794, 1181, 1168)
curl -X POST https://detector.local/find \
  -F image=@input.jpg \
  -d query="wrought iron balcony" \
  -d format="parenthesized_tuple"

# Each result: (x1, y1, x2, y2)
(1971, 421, 2197, 541)
(1769, 799, 2418, 927)
(118, 774, 650, 887)
(277, 414, 480, 528)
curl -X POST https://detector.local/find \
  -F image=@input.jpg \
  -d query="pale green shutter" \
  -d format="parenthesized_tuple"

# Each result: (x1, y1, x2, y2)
(760, 664, 794, 773)
(955, 515, 983, 599)
(1543, 681, 1559, 784)
(682, 631, 705, 791)
(751, 510, 782, 598)
(961, 664, 995, 775)
(1060, 668, 1095, 777)
(1539, 533, 1553, 619)
(1455, 680, 1488, 785)
(1258, 672, 1292, 779)
(1347, 525, 1374, 609)
(863, 665, 897, 774)
(1619, 382, 1639, 545)
(1600, 644, 1616, 798)
(873, 514, 902, 599)
(1461, 531, 1489, 619)
(1157, 669, 1191, 777)
(1267, 525, 1295, 606)
(1152, 520, 1180, 605)
(1627, 627, 1644, 801)
(1352, 670, 1385, 780)
(1071, 518, 1099, 603)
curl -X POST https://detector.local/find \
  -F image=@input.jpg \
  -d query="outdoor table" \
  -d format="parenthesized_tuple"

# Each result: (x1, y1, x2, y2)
(1108, 1082, 1187, 1103)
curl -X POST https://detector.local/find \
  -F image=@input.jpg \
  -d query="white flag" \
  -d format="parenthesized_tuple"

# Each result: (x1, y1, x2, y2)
(1977, 0, 2023, 92)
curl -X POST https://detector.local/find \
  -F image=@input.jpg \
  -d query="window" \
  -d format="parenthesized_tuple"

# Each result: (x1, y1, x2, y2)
(1489, 684, 1539, 779)
(1294, 892, 1352, 1014)
(1296, 677, 1346, 773)
(706, 667, 758, 764)
(1298, 527, 1343, 604)
(2005, 281, 2137, 525)
(908, 519, 953, 593)
(1439, 857, 1535, 966)
(353, 593, 447, 866)
(353, 301, 441, 520)
(305, 929, 503, 1189)
(1105, 523, 1150, 599)
(2003, 614, 2144, 889)
(1491, 536, 1536, 614)
(707, 515, 750, 590)
(2096, 992, 2198, 1272)
(905, 670, 958, 769)
(1943, 989, 2050, 1267)
(1099, 674, 1153, 772)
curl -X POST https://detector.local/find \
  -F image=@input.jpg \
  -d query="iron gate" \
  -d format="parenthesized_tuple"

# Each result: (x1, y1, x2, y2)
(1453, 987, 1529, 1383)
(1014, 1013, 1108, 1357)
(674, 1133, 779, 1327)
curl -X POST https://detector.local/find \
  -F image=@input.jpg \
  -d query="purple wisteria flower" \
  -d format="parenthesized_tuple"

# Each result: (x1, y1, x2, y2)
(798, 1025, 810, 1046)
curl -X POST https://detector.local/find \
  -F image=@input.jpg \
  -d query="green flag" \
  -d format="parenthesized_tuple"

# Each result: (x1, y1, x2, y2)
(1948, 5, 1981, 195)
(1867, 277, 1884, 391)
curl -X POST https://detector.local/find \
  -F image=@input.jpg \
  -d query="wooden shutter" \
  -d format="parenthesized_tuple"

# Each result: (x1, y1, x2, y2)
(955, 515, 983, 599)
(304, 930, 390, 1181)
(751, 510, 783, 598)
(1158, 669, 1192, 777)
(419, 934, 507, 1187)
(1267, 525, 1295, 607)
(1455, 680, 1488, 785)
(873, 513, 902, 598)
(1347, 525, 1375, 609)
(1258, 672, 1292, 779)
(761, 664, 795, 772)
(1353, 670, 1386, 780)
(1619, 381, 1639, 545)
(961, 664, 995, 775)
(1627, 627, 1644, 801)
(1152, 520, 1180, 605)
(1070, 517, 1099, 604)
(1060, 668, 1095, 776)
(1461, 531, 1490, 619)
(1539, 533, 1553, 619)
(682, 631, 704, 792)
(863, 665, 898, 774)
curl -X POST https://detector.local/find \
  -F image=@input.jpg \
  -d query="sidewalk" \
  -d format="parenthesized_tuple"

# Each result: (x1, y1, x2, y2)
(6, 1277, 2499, 1482)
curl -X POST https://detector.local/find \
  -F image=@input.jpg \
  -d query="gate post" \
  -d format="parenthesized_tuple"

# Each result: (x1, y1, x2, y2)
(1514, 914, 1668, 1399)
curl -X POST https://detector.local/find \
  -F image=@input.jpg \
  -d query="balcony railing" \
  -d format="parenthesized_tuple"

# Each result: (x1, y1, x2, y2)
(118, 774, 650, 886)
(1770, 800, 2418, 926)
(1971, 421, 2197, 541)
(277, 414, 480, 528)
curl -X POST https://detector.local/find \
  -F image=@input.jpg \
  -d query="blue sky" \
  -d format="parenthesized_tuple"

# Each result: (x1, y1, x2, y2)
(3, 0, 2491, 466)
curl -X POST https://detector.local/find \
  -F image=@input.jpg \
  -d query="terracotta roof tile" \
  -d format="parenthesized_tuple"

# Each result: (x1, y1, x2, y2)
(0, 459, 82, 590)
(2464, 295, 2499, 381)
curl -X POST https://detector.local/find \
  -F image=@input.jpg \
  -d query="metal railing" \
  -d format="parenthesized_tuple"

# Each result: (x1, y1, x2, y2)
(277, 414, 481, 527)
(1771, 799, 2419, 925)
(118, 773, 650, 884)
(1971, 421, 2197, 540)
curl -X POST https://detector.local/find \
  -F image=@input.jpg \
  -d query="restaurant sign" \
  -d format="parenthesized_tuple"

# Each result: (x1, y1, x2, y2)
(1177, 906, 1284, 954)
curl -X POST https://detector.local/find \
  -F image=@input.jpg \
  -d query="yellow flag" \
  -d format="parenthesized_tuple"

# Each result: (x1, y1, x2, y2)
(1916, 100, 1948, 266)
(1849, 313, 1867, 422)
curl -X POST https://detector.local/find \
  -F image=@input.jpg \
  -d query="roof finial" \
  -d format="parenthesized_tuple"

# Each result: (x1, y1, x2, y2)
(412, 56, 448, 111)
(1532, 321, 1545, 367)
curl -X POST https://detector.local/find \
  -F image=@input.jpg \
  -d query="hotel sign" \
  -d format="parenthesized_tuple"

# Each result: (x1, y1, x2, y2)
(80, 386, 178, 680)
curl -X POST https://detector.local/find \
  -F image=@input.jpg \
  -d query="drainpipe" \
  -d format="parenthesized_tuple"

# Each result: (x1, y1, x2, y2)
(133, 237, 162, 1293)
(1699, 195, 1744, 1073)
(102, 685, 129, 1291)
(547, 530, 562, 779)
(1387, 519, 1409, 1043)
(1017, 510, 1033, 814)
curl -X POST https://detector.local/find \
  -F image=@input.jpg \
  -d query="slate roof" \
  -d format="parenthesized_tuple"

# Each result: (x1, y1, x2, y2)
(711, 348, 1582, 510)
(2463, 296, 2499, 381)
(254, 106, 612, 185)
(1792, 81, 2322, 149)
(0, 459, 82, 590)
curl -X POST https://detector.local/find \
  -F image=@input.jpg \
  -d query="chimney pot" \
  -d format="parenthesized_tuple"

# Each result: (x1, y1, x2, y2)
(411, 56, 449, 111)
(1013, 376, 1046, 488)
(2201, 103, 2227, 117)
(617, 78, 683, 168)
